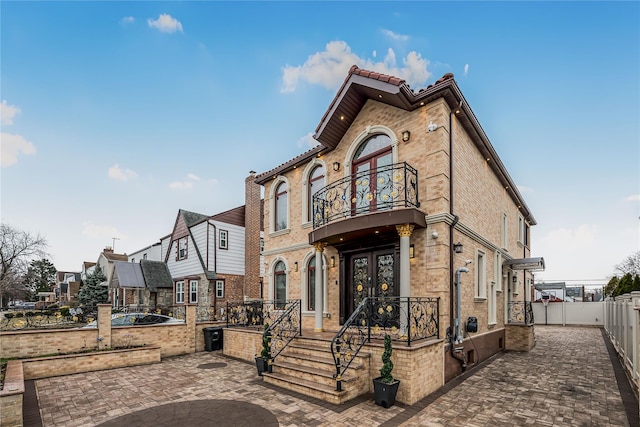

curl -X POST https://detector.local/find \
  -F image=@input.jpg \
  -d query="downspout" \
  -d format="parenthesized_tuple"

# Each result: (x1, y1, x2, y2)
(207, 220, 217, 311)
(448, 100, 467, 371)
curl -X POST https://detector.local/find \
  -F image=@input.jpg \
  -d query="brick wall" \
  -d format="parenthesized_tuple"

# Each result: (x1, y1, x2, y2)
(0, 360, 24, 427)
(222, 327, 262, 362)
(365, 339, 444, 405)
(505, 324, 536, 351)
(21, 346, 161, 380)
(245, 172, 263, 299)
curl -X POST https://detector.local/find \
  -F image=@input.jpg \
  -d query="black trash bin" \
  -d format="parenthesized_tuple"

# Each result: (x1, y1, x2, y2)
(203, 326, 223, 351)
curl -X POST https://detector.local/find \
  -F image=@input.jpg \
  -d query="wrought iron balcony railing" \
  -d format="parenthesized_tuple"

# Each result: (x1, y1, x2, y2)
(312, 162, 419, 228)
(508, 301, 534, 325)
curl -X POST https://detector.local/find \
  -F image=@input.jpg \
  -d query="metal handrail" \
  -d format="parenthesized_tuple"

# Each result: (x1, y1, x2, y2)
(267, 299, 302, 361)
(330, 297, 371, 392)
(508, 301, 534, 325)
(330, 296, 440, 391)
(312, 161, 419, 228)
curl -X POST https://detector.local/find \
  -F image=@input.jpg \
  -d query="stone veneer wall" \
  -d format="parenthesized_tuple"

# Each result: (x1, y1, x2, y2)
(0, 360, 24, 427)
(505, 324, 535, 351)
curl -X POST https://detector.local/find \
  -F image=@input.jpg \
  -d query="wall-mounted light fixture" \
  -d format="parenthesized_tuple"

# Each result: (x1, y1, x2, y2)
(402, 130, 411, 142)
(332, 161, 340, 172)
(512, 274, 518, 284)
(409, 244, 415, 259)
(294, 262, 298, 272)
(330, 256, 336, 268)
(427, 121, 438, 132)
(453, 242, 463, 253)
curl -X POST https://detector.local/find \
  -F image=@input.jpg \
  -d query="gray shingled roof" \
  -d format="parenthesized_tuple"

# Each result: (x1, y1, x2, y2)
(140, 260, 173, 291)
(180, 209, 209, 227)
(112, 261, 146, 288)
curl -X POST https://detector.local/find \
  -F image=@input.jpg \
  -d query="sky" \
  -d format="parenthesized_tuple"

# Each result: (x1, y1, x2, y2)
(1, 1, 638, 286)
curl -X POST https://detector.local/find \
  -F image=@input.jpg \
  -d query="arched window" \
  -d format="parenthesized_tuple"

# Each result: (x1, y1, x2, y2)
(274, 261, 287, 308)
(307, 165, 325, 222)
(275, 181, 288, 231)
(352, 134, 393, 213)
(307, 256, 316, 311)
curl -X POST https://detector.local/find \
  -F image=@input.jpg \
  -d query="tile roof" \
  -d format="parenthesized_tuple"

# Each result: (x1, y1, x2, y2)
(349, 65, 405, 86)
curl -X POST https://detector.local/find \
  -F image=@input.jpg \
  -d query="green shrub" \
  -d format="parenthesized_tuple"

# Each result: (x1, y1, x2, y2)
(4, 313, 15, 319)
(379, 334, 395, 384)
(60, 307, 70, 317)
(14, 312, 24, 318)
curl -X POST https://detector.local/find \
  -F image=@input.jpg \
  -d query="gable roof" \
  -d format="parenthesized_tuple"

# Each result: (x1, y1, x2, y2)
(110, 261, 146, 288)
(181, 209, 209, 227)
(102, 251, 128, 262)
(140, 260, 173, 290)
(255, 65, 536, 225)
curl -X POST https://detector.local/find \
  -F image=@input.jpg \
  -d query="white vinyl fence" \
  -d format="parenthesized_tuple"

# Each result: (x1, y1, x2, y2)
(604, 291, 640, 391)
(532, 301, 604, 326)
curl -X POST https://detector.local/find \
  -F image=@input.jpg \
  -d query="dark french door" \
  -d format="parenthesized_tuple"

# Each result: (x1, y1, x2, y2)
(346, 248, 396, 319)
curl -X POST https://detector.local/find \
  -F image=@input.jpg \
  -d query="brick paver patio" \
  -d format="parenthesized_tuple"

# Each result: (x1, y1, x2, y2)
(30, 325, 635, 426)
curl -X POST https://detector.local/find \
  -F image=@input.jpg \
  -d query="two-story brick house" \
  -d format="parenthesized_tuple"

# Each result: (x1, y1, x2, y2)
(249, 66, 543, 404)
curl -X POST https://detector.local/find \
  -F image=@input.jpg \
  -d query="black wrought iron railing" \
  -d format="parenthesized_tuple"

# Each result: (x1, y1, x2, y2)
(312, 162, 419, 228)
(508, 301, 534, 325)
(330, 296, 439, 391)
(226, 299, 302, 362)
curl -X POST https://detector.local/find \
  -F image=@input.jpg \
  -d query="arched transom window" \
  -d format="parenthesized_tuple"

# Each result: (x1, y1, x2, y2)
(307, 165, 325, 222)
(352, 134, 393, 213)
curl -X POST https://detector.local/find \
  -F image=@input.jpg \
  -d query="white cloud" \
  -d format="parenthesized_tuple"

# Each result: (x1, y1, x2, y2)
(120, 16, 135, 25)
(1, 100, 21, 126)
(296, 132, 319, 149)
(464, 64, 469, 76)
(108, 164, 138, 181)
(147, 13, 183, 33)
(169, 173, 203, 189)
(281, 41, 432, 93)
(82, 221, 128, 240)
(207, 178, 219, 185)
(381, 29, 409, 41)
(626, 194, 640, 201)
(169, 181, 193, 190)
(372, 50, 377, 58)
(1, 133, 36, 167)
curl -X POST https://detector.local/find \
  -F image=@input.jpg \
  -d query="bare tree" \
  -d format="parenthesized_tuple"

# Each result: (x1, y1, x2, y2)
(0, 223, 48, 306)
(616, 251, 640, 276)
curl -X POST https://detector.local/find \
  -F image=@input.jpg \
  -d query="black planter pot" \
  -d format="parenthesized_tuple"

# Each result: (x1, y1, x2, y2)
(255, 357, 270, 376)
(373, 377, 400, 408)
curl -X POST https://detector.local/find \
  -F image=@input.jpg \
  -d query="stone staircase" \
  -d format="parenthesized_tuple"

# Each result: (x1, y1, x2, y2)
(262, 335, 371, 404)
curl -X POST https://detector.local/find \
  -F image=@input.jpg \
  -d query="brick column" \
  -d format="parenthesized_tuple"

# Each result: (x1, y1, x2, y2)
(244, 171, 262, 299)
(97, 304, 112, 349)
(186, 305, 197, 353)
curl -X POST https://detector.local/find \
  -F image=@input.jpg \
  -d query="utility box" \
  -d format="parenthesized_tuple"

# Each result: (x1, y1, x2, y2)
(466, 317, 478, 333)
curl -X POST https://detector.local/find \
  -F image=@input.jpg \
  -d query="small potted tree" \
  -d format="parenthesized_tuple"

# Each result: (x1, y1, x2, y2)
(373, 334, 400, 408)
(255, 323, 271, 376)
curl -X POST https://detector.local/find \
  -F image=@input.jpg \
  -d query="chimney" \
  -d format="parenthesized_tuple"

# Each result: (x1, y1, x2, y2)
(104, 247, 114, 254)
(244, 171, 262, 299)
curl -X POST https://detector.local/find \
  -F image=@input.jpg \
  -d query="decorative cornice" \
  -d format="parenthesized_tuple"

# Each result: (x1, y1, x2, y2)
(263, 242, 312, 257)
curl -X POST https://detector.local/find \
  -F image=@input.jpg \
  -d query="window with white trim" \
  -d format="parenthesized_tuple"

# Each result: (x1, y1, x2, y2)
(501, 214, 507, 249)
(219, 230, 228, 250)
(176, 281, 185, 304)
(274, 261, 287, 309)
(189, 280, 198, 303)
(307, 255, 316, 311)
(177, 237, 188, 260)
(475, 250, 486, 299)
(488, 281, 497, 324)
(275, 181, 288, 231)
(518, 214, 525, 244)
(495, 253, 502, 292)
(307, 165, 325, 222)
(216, 280, 224, 298)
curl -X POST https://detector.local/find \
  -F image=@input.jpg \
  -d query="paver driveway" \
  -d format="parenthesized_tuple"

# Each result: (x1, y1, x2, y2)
(32, 326, 634, 426)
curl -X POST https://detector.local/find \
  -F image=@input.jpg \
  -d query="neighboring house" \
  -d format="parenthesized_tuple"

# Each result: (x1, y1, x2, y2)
(160, 177, 264, 317)
(108, 260, 173, 309)
(80, 262, 96, 282)
(252, 66, 544, 403)
(53, 271, 81, 304)
(128, 242, 162, 263)
(96, 247, 129, 303)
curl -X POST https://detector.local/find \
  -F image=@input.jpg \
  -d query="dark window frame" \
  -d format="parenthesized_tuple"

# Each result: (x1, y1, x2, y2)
(275, 181, 288, 231)
(177, 237, 188, 261)
(308, 165, 325, 222)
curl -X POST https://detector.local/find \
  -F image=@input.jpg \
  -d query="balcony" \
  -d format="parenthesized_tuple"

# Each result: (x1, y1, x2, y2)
(312, 162, 419, 229)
